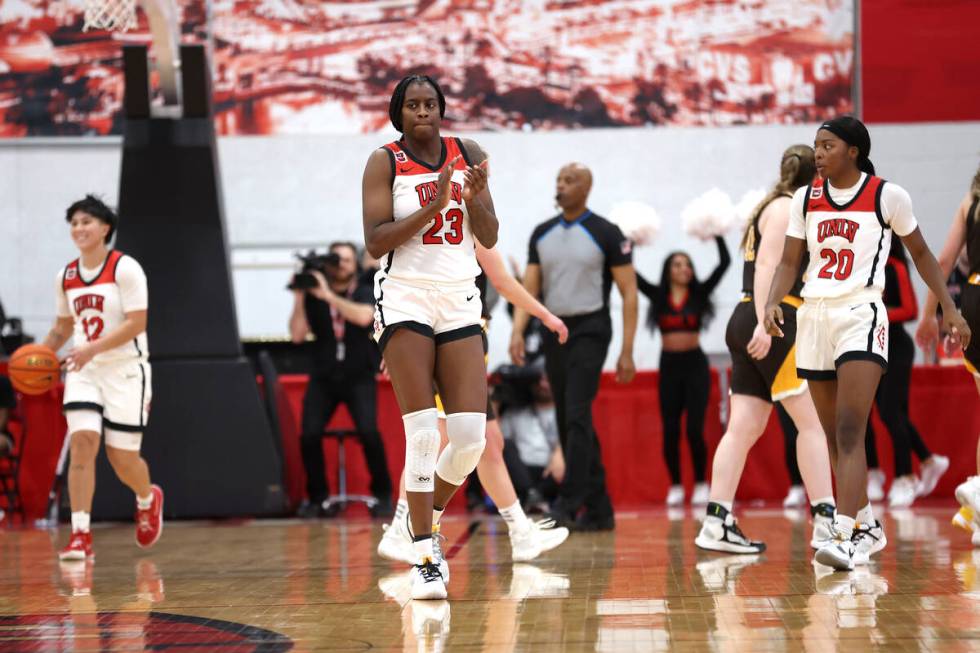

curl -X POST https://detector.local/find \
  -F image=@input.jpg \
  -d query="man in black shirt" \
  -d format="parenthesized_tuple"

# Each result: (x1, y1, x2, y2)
(290, 242, 393, 517)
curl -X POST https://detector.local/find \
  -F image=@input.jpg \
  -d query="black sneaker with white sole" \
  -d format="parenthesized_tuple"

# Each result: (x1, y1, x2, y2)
(694, 502, 767, 554)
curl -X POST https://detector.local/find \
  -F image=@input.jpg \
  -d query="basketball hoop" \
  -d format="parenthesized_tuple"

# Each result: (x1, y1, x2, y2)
(84, 0, 138, 32)
(82, 0, 183, 108)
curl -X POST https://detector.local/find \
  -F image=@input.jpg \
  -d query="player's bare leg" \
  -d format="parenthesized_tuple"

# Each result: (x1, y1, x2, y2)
(60, 429, 100, 560)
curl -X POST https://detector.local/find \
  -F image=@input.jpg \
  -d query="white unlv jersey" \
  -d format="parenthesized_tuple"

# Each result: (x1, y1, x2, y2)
(787, 174, 918, 299)
(379, 137, 481, 284)
(56, 250, 149, 364)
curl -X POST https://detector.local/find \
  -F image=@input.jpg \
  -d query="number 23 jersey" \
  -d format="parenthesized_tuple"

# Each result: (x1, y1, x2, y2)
(381, 136, 480, 284)
(56, 250, 149, 365)
(787, 173, 918, 300)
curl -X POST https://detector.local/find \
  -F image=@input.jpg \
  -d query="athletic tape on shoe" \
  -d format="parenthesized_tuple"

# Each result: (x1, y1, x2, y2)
(435, 412, 487, 486)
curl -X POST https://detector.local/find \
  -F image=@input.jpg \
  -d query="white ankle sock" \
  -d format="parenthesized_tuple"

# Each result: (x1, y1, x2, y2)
(136, 493, 153, 510)
(71, 511, 91, 533)
(856, 503, 874, 526)
(716, 500, 733, 513)
(413, 536, 434, 564)
(834, 514, 855, 540)
(432, 506, 445, 528)
(499, 501, 531, 534)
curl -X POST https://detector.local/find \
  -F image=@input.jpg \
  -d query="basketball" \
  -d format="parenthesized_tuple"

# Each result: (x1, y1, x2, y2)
(8, 344, 60, 395)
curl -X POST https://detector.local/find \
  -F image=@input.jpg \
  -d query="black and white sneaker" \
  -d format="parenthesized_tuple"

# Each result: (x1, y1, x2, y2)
(810, 502, 836, 550)
(815, 532, 856, 571)
(411, 559, 447, 600)
(851, 519, 887, 565)
(695, 503, 766, 554)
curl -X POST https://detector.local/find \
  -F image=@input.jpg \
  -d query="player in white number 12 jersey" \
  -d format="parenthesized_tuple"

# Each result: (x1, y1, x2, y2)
(764, 117, 970, 572)
(41, 195, 163, 562)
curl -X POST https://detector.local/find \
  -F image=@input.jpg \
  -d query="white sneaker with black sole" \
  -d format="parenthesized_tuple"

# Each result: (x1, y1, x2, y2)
(411, 559, 447, 600)
(694, 503, 766, 554)
(815, 536, 855, 571)
(851, 520, 887, 565)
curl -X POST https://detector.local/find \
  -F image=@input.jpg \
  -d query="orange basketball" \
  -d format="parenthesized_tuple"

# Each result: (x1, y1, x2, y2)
(8, 344, 60, 395)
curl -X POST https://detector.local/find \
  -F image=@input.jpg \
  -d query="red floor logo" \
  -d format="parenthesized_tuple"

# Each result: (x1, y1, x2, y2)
(0, 612, 293, 652)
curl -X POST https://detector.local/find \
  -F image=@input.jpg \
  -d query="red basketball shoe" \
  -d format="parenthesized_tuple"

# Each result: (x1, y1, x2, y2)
(136, 484, 164, 549)
(59, 531, 94, 561)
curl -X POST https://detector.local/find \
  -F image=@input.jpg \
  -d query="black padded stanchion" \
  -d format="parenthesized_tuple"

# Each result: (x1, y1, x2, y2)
(92, 45, 285, 519)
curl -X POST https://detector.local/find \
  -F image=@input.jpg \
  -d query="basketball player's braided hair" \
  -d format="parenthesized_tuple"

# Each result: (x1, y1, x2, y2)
(740, 144, 816, 250)
(971, 161, 980, 199)
(388, 74, 446, 133)
(65, 194, 118, 244)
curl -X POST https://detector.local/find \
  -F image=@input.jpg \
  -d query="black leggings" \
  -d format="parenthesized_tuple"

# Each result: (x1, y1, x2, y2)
(777, 403, 803, 486)
(865, 326, 931, 477)
(659, 348, 710, 484)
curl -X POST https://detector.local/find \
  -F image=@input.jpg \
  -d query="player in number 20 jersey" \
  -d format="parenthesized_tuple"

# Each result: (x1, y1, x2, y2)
(764, 117, 970, 573)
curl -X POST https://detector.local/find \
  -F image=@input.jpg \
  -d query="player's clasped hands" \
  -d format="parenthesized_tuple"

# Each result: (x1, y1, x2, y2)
(432, 155, 461, 211)
(462, 160, 489, 202)
(763, 303, 785, 339)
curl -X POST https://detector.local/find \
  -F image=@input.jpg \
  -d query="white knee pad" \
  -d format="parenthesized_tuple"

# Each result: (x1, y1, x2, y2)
(403, 408, 440, 493)
(435, 412, 487, 486)
(66, 410, 102, 435)
(105, 428, 142, 452)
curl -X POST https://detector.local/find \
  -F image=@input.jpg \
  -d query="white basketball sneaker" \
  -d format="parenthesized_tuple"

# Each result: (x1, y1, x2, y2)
(917, 454, 950, 497)
(810, 502, 836, 550)
(377, 515, 416, 565)
(411, 559, 447, 600)
(694, 503, 766, 554)
(783, 485, 807, 508)
(815, 533, 856, 571)
(431, 525, 450, 586)
(852, 519, 887, 565)
(510, 518, 570, 562)
(666, 485, 684, 506)
(888, 476, 917, 508)
(867, 469, 886, 502)
(691, 483, 710, 506)
(955, 477, 980, 516)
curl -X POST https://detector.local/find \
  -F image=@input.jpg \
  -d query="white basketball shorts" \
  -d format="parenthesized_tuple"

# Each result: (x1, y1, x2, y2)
(373, 275, 482, 351)
(63, 358, 151, 450)
(796, 291, 889, 380)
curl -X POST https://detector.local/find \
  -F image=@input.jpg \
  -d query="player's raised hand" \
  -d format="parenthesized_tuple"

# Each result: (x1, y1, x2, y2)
(462, 160, 489, 202)
(433, 156, 461, 212)
(763, 303, 785, 338)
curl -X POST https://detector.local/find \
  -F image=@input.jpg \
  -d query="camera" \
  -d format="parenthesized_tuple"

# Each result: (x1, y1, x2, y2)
(490, 364, 542, 412)
(287, 250, 341, 290)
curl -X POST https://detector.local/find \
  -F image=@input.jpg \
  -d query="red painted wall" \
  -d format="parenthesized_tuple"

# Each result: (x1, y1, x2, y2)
(862, 0, 980, 123)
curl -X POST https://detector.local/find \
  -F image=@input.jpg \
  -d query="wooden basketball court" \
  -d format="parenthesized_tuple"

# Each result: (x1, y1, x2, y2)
(1, 505, 977, 651)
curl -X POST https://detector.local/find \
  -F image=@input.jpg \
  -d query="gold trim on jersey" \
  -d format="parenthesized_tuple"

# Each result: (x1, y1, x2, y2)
(771, 345, 808, 401)
(739, 294, 803, 308)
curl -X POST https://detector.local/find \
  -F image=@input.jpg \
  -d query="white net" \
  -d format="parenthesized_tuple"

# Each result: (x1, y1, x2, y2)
(84, 0, 138, 32)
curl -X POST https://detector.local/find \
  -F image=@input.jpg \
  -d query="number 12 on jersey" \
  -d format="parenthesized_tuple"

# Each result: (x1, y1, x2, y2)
(422, 208, 464, 245)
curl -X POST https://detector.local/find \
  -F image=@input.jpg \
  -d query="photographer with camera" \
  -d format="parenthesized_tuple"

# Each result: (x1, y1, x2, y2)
(289, 242, 393, 518)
